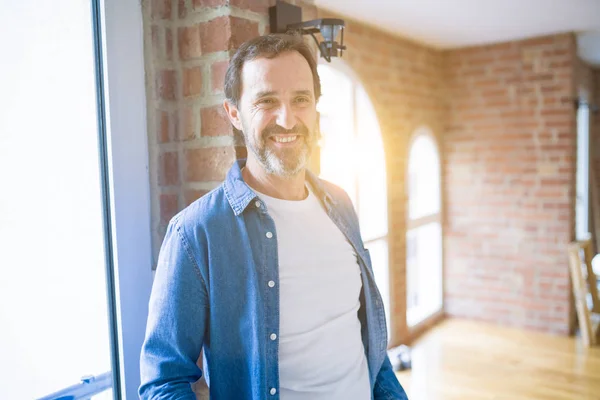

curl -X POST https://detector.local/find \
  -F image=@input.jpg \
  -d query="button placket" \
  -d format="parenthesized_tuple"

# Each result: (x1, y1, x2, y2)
(262, 214, 278, 398)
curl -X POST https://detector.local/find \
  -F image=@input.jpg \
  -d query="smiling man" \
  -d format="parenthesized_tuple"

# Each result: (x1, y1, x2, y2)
(139, 34, 408, 400)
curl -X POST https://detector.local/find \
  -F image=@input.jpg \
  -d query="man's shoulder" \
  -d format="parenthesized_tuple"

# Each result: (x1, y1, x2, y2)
(171, 184, 232, 232)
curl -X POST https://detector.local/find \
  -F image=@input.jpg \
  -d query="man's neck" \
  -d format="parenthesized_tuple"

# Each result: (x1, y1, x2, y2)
(242, 157, 307, 201)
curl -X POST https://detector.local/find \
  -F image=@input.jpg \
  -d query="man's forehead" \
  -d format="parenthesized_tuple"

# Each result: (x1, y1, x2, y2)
(241, 53, 314, 96)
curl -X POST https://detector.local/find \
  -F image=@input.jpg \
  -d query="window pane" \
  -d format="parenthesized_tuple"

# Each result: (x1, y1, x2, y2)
(0, 2, 114, 398)
(408, 135, 441, 220)
(576, 105, 590, 240)
(366, 239, 391, 339)
(317, 64, 356, 206)
(406, 222, 443, 327)
(356, 86, 388, 241)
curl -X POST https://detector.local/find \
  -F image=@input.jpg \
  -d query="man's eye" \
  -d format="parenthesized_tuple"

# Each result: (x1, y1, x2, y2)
(258, 98, 275, 105)
(295, 97, 310, 103)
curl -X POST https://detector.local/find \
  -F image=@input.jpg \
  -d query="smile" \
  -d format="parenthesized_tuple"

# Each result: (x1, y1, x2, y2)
(270, 135, 299, 143)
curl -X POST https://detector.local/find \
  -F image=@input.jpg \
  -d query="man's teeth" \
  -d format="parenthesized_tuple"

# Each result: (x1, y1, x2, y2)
(273, 135, 297, 143)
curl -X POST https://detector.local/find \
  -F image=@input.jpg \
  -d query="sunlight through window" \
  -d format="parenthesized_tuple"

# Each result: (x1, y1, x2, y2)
(317, 63, 390, 338)
(406, 130, 443, 327)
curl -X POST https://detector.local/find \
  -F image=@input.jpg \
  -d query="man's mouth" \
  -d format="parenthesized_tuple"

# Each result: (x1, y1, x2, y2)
(270, 135, 299, 144)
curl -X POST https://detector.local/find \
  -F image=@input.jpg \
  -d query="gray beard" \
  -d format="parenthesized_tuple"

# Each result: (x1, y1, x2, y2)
(255, 143, 309, 177)
(243, 128, 315, 178)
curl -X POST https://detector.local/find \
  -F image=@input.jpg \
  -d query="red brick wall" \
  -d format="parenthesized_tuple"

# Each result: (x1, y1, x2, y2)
(443, 34, 578, 334)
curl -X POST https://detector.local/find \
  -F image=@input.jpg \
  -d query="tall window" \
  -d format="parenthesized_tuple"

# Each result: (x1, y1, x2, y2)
(406, 129, 443, 327)
(0, 1, 153, 398)
(0, 2, 115, 398)
(576, 102, 590, 241)
(317, 63, 390, 335)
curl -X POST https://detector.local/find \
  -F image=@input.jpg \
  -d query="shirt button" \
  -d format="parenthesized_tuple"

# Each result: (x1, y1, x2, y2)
(255, 201, 261, 208)
(270, 333, 277, 341)
(270, 388, 277, 395)
(268, 280, 275, 288)
(266, 231, 273, 239)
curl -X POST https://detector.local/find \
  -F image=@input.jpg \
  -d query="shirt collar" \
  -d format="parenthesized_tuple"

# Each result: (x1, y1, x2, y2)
(223, 159, 337, 216)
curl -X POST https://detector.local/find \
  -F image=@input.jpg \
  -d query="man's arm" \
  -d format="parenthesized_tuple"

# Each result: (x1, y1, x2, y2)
(373, 356, 409, 400)
(139, 216, 208, 399)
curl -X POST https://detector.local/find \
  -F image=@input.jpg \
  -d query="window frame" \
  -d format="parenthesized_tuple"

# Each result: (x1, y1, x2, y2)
(405, 127, 444, 329)
(98, 0, 154, 397)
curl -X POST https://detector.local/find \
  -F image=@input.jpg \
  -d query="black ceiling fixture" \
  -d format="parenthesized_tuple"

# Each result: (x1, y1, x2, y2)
(269, 0, 346, 62)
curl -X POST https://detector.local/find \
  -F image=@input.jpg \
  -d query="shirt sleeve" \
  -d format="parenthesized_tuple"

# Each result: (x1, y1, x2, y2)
(139, 216, 208, 399)
(373, 355, 409, 400)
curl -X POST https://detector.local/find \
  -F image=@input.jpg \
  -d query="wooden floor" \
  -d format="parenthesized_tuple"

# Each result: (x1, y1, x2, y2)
(395, 319, 600, 400)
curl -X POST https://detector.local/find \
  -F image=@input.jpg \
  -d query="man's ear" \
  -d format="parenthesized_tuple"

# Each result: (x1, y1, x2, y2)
(223, 100, 243, 131)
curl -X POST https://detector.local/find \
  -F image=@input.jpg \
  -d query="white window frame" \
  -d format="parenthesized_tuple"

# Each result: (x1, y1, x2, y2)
(576, 102, 590, 241)
(406, 126, 444, 328)
(100, 0, 154, 397)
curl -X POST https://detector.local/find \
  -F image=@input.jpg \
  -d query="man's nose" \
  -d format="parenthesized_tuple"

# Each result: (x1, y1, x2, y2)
(275, 103, 296, 130)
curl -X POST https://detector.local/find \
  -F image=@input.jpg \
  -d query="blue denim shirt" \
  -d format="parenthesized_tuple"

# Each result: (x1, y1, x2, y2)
(139, 159, 408, 400)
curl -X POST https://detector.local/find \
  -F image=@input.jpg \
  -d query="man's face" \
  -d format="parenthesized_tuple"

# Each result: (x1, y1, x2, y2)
(228, 51, 318, 177)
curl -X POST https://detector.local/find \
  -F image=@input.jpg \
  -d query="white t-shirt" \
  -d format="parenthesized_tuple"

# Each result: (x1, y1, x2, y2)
(254, 185, 371, 400)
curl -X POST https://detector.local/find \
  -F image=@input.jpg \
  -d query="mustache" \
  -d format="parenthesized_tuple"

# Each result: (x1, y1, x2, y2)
(262, 123, 309, 138)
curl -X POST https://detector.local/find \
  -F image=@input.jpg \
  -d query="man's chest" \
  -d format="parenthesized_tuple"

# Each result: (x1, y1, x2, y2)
(267, 207, 363, 335)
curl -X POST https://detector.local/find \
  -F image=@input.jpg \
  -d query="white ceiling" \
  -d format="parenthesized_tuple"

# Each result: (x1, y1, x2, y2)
(315, 0, 600, 66)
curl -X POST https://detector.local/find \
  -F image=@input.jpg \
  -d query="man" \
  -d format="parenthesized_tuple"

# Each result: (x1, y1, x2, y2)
(139, 34, 408, 400)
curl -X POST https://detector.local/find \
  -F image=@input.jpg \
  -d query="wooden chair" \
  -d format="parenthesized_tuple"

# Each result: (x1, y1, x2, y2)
(567, 239, 600, 346)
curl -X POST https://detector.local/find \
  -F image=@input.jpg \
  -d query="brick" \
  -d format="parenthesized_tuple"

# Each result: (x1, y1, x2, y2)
(159, 152, 179, 186)
(185, 189, 209, 206)
(185, 146, 236, 181)
(160, 194, 179, 224)
(165, 28, 173, 61)
(151, 0, 172, 20)
(158, 110, 170, 143)
(201, 105, 232, 137)
(178, 0, 187, 18)
(180, 106, 196, 141)
(200, 16, 230, 53)
(211, 60, 228, 94)
(156, 69, 177, 101)
(151, 25, 160, 55)
(229, 17, 259, 49)
(179, 26, 202, 60)
(182, 66, 203, 97)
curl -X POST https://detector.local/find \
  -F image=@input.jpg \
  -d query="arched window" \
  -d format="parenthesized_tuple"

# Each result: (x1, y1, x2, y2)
(406, 128, 443, 327)
(317, 62, 390, 336)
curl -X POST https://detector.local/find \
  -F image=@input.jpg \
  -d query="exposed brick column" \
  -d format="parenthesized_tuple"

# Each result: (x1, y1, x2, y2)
(144, 0, 268, 264)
